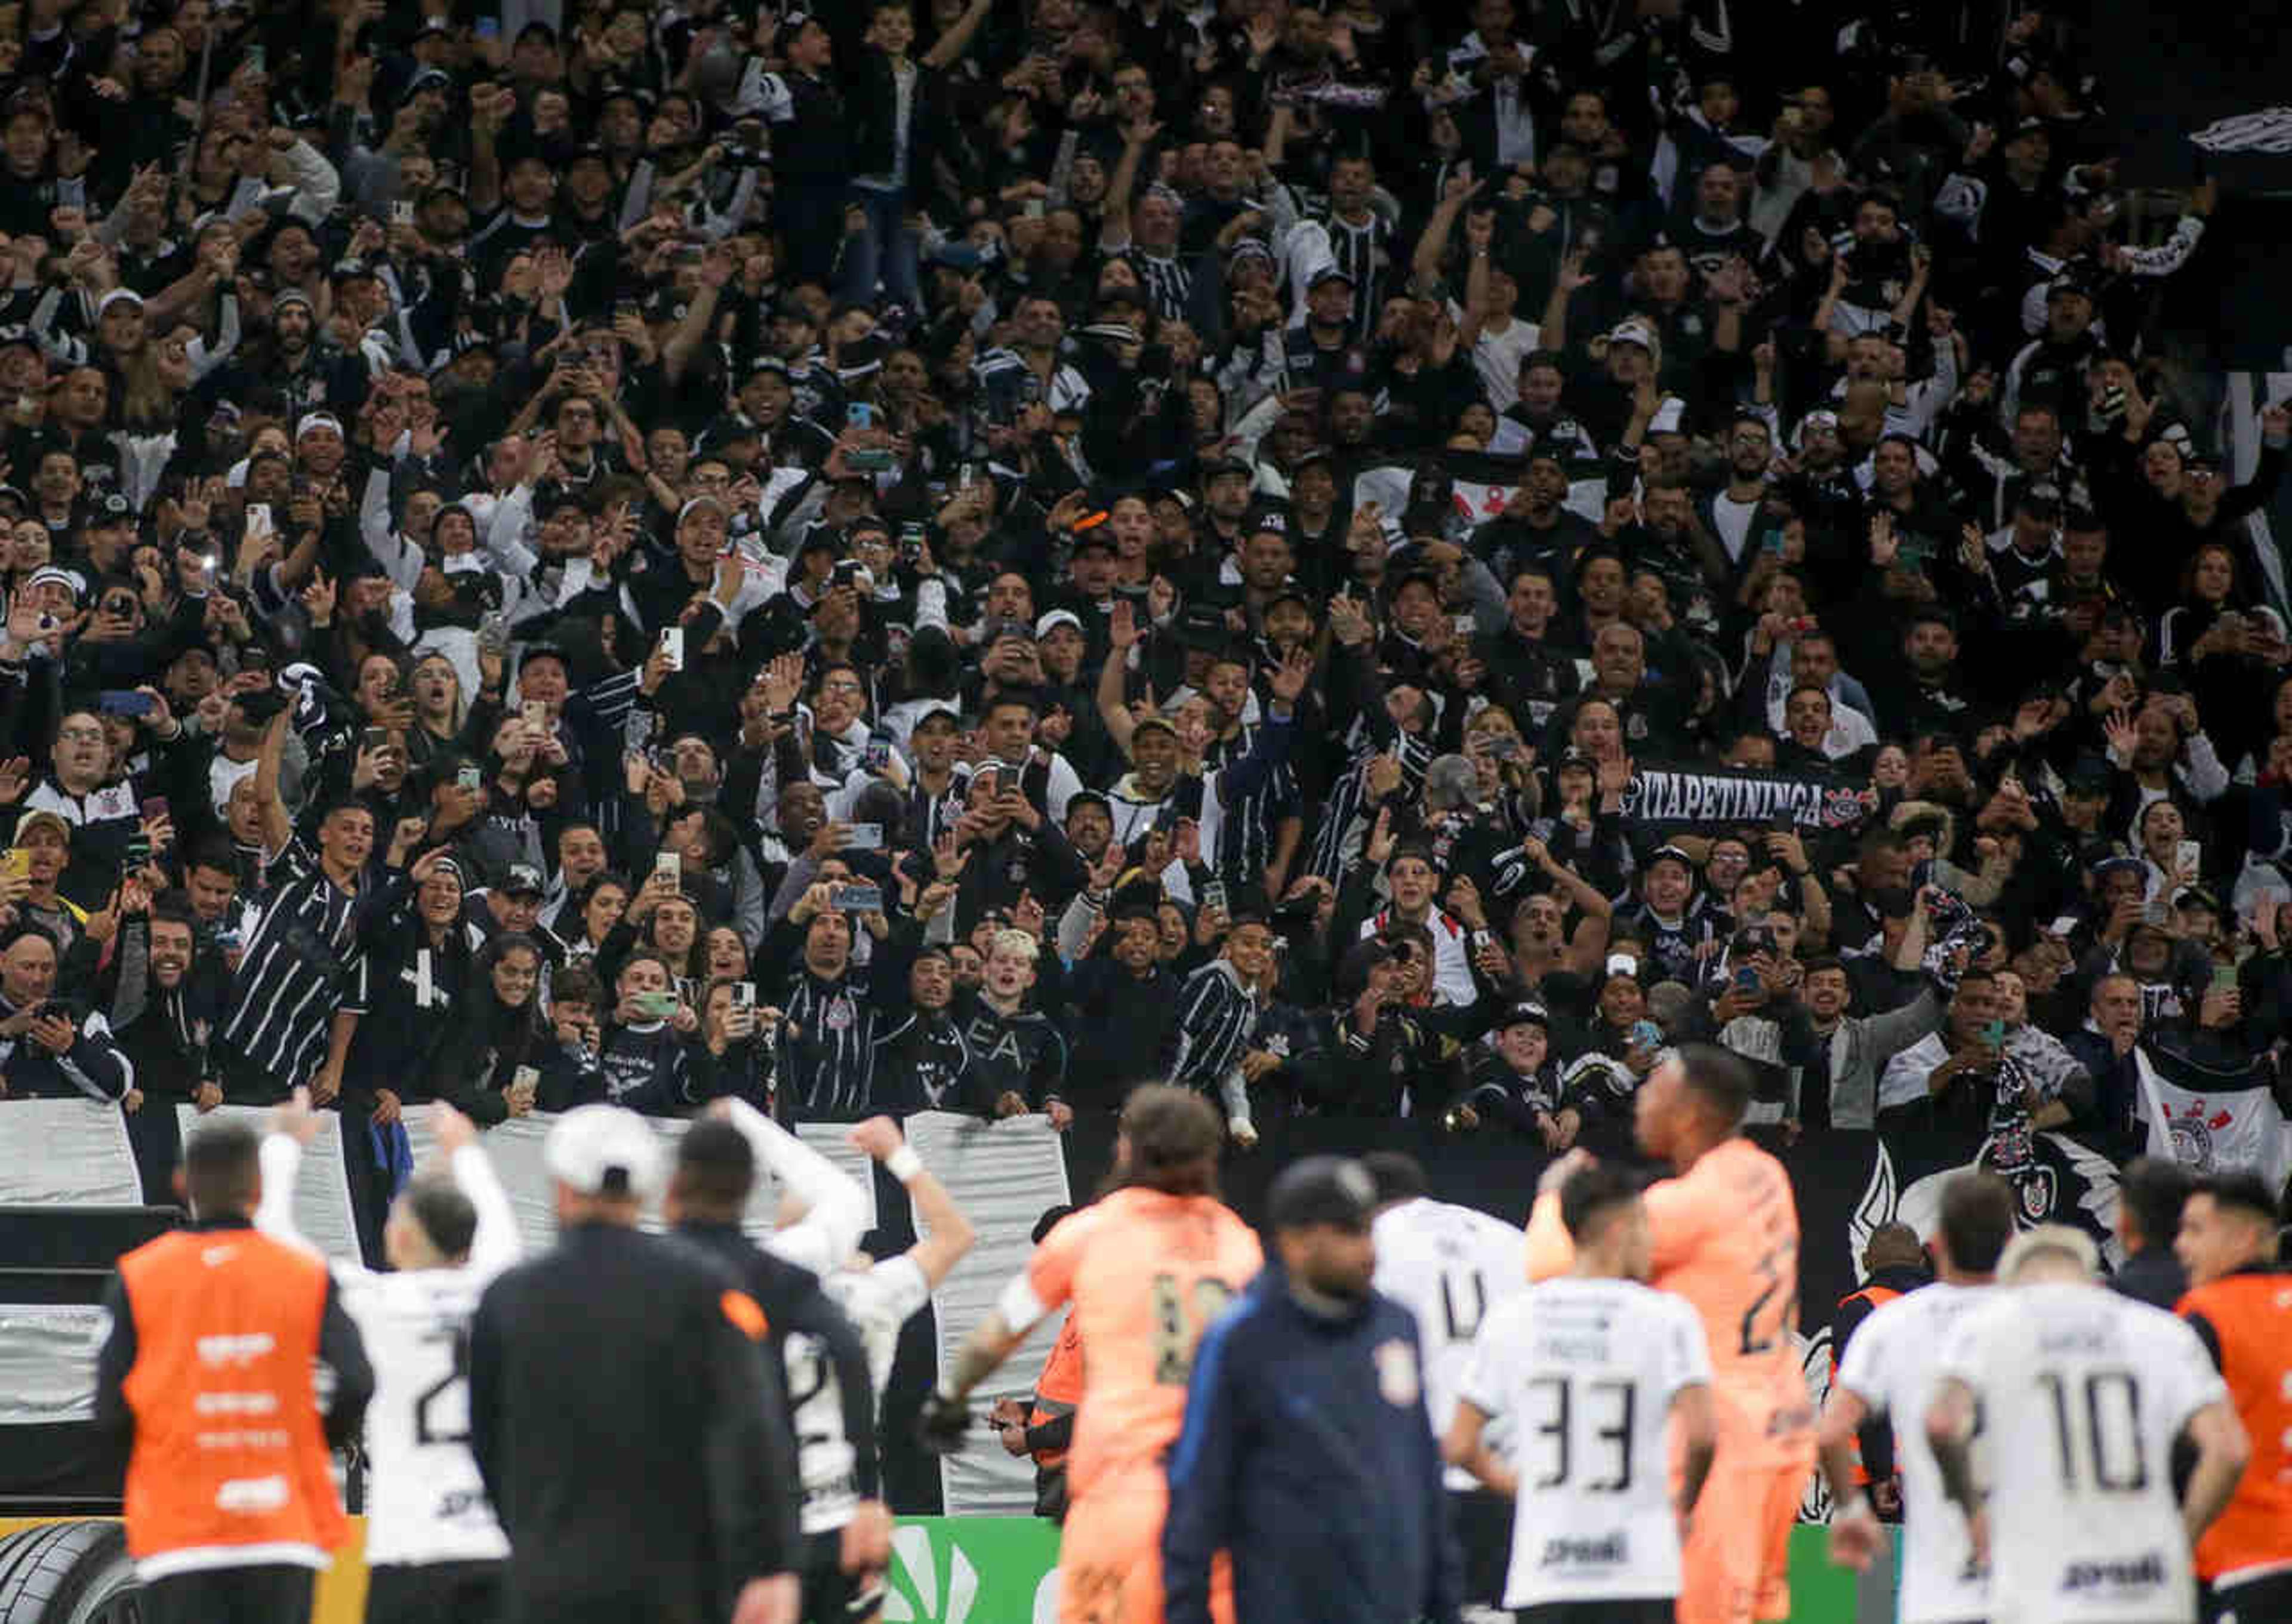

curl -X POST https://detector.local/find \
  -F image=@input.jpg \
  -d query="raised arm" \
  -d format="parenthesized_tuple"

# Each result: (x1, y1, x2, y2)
(715, 1096, 871, 1276)
(851, 1115, 974, 1289)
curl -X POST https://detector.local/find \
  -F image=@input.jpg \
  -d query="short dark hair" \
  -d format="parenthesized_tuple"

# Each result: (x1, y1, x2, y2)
(1362, 1151, 1428, 1206)
(1560, 1163, 1643, 1242)
(551, 961, 605, 1009)
(672, 1119, 757, 1221)
(401, 1173, 479, 1260)
(2120, 1156, 2195, 1249)
(1939, 1171, 2016, 1273)
(1675, 1042, 1755, 1127)
(184, 1118, 261, 1218)
(2193, 1170, 2282, 1229)
(147, 896, 198, 937)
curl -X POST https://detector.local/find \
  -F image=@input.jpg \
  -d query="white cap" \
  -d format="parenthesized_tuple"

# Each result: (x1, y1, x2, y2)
(543, 1105, 663, 1201)
(1034, 609, 1083, 639)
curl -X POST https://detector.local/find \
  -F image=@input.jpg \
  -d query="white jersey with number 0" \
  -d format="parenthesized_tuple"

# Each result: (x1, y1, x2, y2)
(1832, 1281, 1991, 1624)
(1373, 1196, 1527, 1490)
(256, 1138, 519, 1569)
(1936, 1282, 2225, 1624)
(1459, 1277, 1712, 1609)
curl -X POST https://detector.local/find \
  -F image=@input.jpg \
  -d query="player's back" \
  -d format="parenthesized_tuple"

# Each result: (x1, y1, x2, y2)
(824, 1253, 931, 1397)
(1646, 1138, 1810, 1460)
(1373, 1197, 1524, 1488)
(346, 1266, 508, 1568)
(1462, 1277, 1711, 1608)
(1049, 1187, 1263, 1496)
(1941, 1282, 2220, 1624)
(2177, 1267, 2292, 1582)
(1831, 1282, 1989, 1624)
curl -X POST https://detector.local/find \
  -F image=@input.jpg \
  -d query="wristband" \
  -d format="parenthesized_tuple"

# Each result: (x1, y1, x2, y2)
(886, 1145, 923, 1182)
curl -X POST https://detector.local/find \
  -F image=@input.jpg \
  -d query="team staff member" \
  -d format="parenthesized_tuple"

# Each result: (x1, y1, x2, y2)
(1827, 1222, 1931, 1520)
(93, 1117, 374, 1624)
(1163, 1157, 1463, 1624)
(995, 1206, 1083, 1523)
(1527, 1047, 1816, 1624)
(666, 1117, 892, 1624)
(2173, 1172, 2292, 1623)
(469, 1106, 802, 1624)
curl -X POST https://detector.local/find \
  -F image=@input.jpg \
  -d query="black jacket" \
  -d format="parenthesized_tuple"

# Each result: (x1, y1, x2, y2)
(676, 1221, 880, 1512)
(2107, 1245, 2188, 1312)
(469, 1221, 802, 1617)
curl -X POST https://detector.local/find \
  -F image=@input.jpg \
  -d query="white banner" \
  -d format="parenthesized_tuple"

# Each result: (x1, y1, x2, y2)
(0, 1101, 141, 1206)
(177, 1105, 361, 1264)
(0, 1305, 107, 1423)
(398, 1108, 880, 1256)
(904, 1111, 1073, 1517)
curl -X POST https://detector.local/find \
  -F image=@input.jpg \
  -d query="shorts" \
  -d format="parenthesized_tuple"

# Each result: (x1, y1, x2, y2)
(1057, 1473, 1233, 1624)
(2207, 1567, 2292, 1623)
(142, 1564, 315, 1624)
(1450, 1486, 1514, 1607)
(366, 1559, 505, 1624)
(1677, 1457, 1807, 1624)
(801, 1529, 888, 1623)
(1514, 1601, 1677, 1624)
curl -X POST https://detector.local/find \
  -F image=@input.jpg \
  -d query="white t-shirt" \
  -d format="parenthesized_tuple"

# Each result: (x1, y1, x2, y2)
(823, 1253, 932, 1397)
(1372, 1196, 1527, 1490)
(1459, 1277, 1711, 1608)
(1832, 1281, 1991, 1624)
(1936, 1282, 2225, 1624)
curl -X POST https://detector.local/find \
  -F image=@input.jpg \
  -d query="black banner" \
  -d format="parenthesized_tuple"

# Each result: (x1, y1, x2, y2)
(1621, 760, 1869, 833)
(2094, 0, 2292, 191)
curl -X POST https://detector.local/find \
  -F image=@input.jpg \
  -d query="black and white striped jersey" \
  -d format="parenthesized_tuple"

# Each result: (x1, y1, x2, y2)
(218, 842, 374, 1095)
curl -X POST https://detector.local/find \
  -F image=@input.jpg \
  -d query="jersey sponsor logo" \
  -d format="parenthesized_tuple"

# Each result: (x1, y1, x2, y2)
(1375, 1338, 1420, 1407)
(214, 1474, 291, 1514)
(1539, 1532, 1628, 1567)
(196, 1331, 276, 1367)
(194, 1391, 279, 1416)
(2062, 1551, 2167, 1591)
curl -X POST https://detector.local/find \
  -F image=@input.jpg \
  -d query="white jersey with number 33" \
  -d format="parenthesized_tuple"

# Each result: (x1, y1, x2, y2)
(1459, 1277, 1712, 1610)
(1372, 1196, 1527, 1490)
(1937, 1283, 2225, 1624)
(1831, 1282, 1991, 1624)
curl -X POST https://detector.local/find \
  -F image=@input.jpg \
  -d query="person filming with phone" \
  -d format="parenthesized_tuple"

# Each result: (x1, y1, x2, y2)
(0, 920, 133, 1102)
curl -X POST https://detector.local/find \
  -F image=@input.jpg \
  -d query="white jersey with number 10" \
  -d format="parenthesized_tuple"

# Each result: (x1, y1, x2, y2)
(1936, 1282, 2225, 1624)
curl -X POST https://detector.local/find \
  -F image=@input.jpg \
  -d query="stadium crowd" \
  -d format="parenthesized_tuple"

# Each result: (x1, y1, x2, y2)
(0, 0, 2284, 1243)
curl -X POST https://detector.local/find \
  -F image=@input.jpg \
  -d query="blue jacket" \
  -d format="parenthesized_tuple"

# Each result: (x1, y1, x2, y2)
(1163, 1265, 1460, 1624)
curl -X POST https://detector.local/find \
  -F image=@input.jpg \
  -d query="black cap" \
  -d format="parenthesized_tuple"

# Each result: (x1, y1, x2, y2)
(1498, 1000, 1549, 1031)
(1267, 1155, 1376, 1234)
(500, 861, 546, 898)
(2064, 754, 2112, 791)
